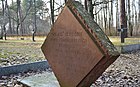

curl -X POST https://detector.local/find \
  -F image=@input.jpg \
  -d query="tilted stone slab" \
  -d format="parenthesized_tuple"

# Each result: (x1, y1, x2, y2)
(41, 1, 120, 87)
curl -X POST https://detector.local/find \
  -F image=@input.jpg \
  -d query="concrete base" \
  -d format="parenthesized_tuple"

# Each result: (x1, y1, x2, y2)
(116, 44, 140, 53)
(0, 61, 49, 77)
(18, 71, 60, 87)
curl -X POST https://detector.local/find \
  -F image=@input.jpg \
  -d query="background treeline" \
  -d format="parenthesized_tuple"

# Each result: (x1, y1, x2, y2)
(0, 0, 139, 41)
(0, 0, 51, 41)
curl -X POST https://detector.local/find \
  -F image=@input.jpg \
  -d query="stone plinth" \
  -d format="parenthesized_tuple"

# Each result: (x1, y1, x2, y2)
(41, 1, 120, 87)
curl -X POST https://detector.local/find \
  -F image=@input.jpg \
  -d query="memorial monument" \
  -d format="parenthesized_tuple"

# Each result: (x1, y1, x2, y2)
(41, 1, 120, 87)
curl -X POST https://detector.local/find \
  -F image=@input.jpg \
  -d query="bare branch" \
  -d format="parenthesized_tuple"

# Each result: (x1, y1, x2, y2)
(4, 12, 17, 22)
(93, 0, 112, 6)
(93, 7, 103, 15)
(21, 3, 32, 23)
(54, 3, 65, 11)
(54, 1, 62, 7)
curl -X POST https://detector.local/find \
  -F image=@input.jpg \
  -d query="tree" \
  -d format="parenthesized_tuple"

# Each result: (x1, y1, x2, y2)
(116, 0, 119, 35)
(84, 0, 88, 10)
(64, 0, 68, 3)
(127, 0, 131, 36)
(103, 3, 107, 34)
(11, 0, 16, 34)
(5, 0, 12, 34)
(16, 0, 20, 36)
(50, 0, 55, 24)
(32, 0, 37, 42)
(18, 0, 24, 36)
(120, 0, 127, 38)
(1, 0, 6, 40)
(138, 0, 140, 23)
(87, 0, 94, 18)
(0, 0, 139, 38)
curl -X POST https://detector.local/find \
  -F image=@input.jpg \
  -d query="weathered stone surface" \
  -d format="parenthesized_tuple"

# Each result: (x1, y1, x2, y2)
(41, 1, 120, 87)
(18, 72, 59, 87)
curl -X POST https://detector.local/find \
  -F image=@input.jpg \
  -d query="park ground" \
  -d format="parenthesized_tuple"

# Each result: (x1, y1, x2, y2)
(0, 36, 140, 86)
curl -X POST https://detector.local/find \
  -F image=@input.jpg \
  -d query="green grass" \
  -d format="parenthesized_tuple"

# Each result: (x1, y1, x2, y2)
(0, 51, 14, 59)
(1, 36, 140, 46)
(0, 36, 46, 44)
(0, 39, 43, 43)
(0, 36, 139, 63)
(0, 40, 45, 63)
(109, 36, 140, 46)
(0, 39, 43, 48)
(0, 54, 8, 59)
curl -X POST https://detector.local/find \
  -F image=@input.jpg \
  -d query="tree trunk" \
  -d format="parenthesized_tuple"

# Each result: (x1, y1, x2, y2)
(84, 0, 88, 10)
(32, 0, 37, 42)
(1, 0, 6, 40)
(138, 0, 140, 35)
(134, 0, 138, 35)
(0, 26, 2, 39)
(116, 0, 119, 36)
(130, 0, 136, 36)
(94, 6, 97, 22)
(18, 0, 23, 36)
(16, 0, 20, 36)
(50, 0, 55, 24)
(110, 0, 113, 35)
(127, 0, 131, 36)
(103, 4, 107, 34)
(120, 0, 127, 37)
(87, 0, 94, 18)
(64, 0, 67, 3)
(108, 1, 111, 35)
(101, 4, 104, 29)
(12, 0, 15, 34)
(5, 0, 12, 34)
(139, 1, 140, 22)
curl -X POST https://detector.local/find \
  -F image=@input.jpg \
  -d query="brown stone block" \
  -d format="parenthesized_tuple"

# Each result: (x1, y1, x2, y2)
(41, 1, 120, 87)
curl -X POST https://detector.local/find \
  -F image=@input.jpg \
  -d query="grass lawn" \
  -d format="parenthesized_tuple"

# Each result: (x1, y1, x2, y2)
(0, 37, 46, 65)
(0, 36, 140, 66)
(109, 36, 140, 46)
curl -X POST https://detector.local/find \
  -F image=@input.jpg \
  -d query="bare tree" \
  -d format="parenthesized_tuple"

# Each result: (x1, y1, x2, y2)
(5, 0, 12, 34)
(134, 0, 137, 36)
(127, 0, 131, 36)
(18, 0, 24, 36)
(0, 0, 4, 39)
(14, 0, 32, 37)
(107, 0, 111, 35)
(64, 0, 68, 3)
(11, 0, 15, 34)
(116, 0, 119, 35)
(50, 0, 55, 24)
(120, 0, 127, 38)
(84, 0, 88, 10)
(1, 0, 6, 40)
(16, 0, 20, 36)
(138, 0, 140, 35)
(32, 0, 37, 42)
(109, 0, 113, 35)
(103, 4, 107, 34)
(138, 0, 140, 23)
(87, 0, 94, 18)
